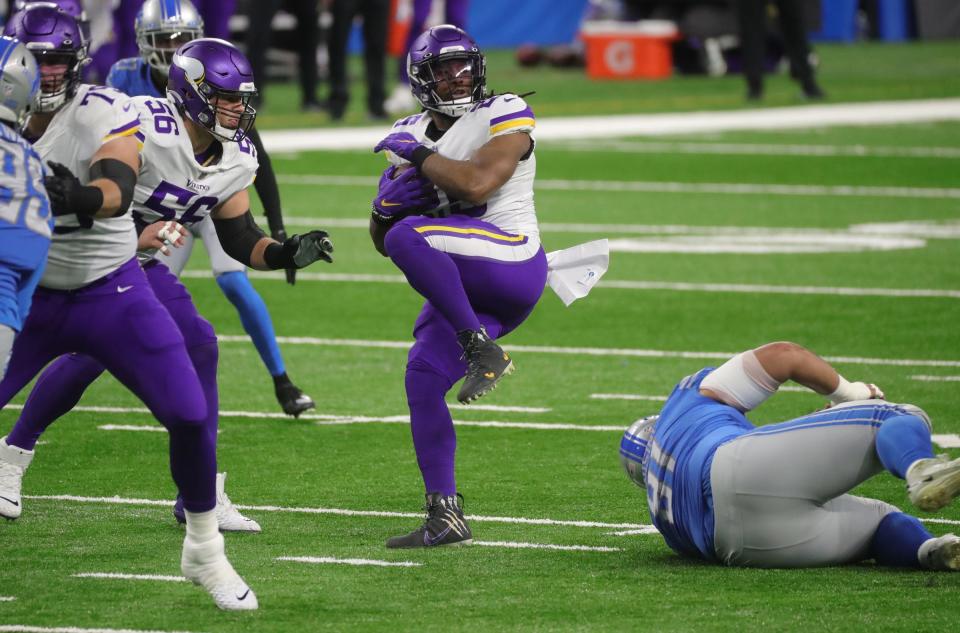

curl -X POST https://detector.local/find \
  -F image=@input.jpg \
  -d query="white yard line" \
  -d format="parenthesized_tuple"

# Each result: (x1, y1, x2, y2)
(471, 540, 620, 552)
(179, 270, 960, 300)
(215, 336, 960, 368)
(931, 435, 960, 449)
(0, 597, 15, 602)
(550, 139, 960, 159)
(21, 494, 960, 534)
(23, 493, 650, 530)
(0, 627, 201, 633)
(447, 404, 551, 413)
(259, 98, 960, 151)
(280, 217, 960, 240)
(590, 394, 668, 402)
(72, 573, 187, 583)
(911, 375, 960, 382)
(275, 173, 960, 200)
(276, 556, 421, 568)
(606, 528, 662, 536)
(11, 404, 618, 433)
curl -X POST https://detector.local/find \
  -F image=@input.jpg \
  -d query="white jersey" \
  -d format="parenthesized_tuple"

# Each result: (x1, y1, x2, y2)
(127, 95, 258, 262)
(387, 94, 538, 239)
(34, 84, 140, 290)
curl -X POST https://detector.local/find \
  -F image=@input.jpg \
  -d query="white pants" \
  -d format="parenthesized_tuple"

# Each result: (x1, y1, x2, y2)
(710, 401, 912, 568)
(157, 215, 246, 278)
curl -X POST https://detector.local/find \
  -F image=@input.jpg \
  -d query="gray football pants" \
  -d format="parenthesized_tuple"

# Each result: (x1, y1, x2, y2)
(710, 401, 912, 568)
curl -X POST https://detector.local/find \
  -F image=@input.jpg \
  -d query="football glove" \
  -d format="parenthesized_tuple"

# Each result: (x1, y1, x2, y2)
(288, 230, 333, 267)
(371, 165, 439, 224)
(45, 161, 103, 218)
(373, 132, 436, 167)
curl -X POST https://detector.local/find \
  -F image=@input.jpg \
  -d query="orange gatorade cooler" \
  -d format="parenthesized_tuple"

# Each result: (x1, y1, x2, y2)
(580, 20, 679, 80)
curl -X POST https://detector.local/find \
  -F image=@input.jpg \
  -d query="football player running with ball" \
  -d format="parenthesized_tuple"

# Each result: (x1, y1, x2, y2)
(370, 25, 549, 548)
(621, 341, 960, 570)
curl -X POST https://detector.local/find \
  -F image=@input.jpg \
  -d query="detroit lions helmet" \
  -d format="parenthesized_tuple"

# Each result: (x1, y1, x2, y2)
(167, 38, 256, 143)
(407, 24, 486, 118)
(3, 4, 87, 113)
(0, 36, 40, 126)
(620, 415, 658, 488)
(136, 0, 204, 76)
(13, 0, 90, 50)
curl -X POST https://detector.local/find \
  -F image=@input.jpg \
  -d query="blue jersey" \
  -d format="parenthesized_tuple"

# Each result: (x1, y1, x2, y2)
(0, 121, 51, 271)
(643, 368, 755, 560)
(106, 57, 163, 98)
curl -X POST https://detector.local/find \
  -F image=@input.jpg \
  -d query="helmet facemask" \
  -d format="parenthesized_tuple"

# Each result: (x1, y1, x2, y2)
(138, 26, 202, 76)
(409, 50, 486, 118)
(32, 49, 85, 113)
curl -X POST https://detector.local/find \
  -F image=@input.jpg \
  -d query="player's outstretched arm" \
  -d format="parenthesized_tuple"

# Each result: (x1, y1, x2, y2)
(700, 341, 884, 412)
(374, 131, 532, 205)
(212, 189, 333, 271)
(44, 136, 140, 220)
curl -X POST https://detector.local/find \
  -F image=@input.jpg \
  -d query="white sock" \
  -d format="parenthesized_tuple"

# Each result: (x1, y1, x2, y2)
(185, 509, 219, 543)
(906, 457, 933, 481)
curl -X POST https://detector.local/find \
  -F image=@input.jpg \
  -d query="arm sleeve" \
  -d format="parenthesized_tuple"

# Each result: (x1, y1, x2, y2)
(700, 350, 783, 412)
(246, 126, 285, 236)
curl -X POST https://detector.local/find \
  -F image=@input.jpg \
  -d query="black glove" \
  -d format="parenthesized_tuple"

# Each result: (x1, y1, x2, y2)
(271, 229, 297, 285)
(44, 161, 103, 218)
(264, 230, 334, 270)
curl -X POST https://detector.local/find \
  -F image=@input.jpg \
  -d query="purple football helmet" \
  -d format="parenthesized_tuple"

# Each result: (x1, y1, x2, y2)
(14, 1, 90, 50)
(4, 4, 87, 113)
(407, 24, 486, 118)
(166, 38, 256, 143)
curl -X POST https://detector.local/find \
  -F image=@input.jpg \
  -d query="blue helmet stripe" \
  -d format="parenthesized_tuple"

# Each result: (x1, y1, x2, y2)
(161, 0, 180, 20)
(0, 38, 18, 71)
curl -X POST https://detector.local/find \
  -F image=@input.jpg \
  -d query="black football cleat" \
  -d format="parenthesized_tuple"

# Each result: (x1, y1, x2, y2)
(274, 373, 315, 417)
(456, 328, 514, 404)
(386, 492, 473, 549)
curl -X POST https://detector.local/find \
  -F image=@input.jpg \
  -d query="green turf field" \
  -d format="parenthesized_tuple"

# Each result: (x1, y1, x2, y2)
(2, 42, 960, 632)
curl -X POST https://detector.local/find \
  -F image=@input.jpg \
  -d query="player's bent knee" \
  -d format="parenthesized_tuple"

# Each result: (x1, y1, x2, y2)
(383, 221, 423, 258)
(897, 403, 932, 432)
(182, 315, 218, 350)
(405, 359, 456, 399)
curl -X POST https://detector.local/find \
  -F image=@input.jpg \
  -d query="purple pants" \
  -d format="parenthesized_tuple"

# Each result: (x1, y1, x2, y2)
(0, 259, 219, 512)
(384, 215, 546, 495)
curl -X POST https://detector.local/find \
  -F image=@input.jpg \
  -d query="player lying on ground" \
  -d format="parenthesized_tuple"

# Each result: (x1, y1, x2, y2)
(620, 340, 960, 569)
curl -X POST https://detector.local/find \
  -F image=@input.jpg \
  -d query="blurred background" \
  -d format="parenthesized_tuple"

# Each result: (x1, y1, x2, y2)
(1, 0, 956, 126)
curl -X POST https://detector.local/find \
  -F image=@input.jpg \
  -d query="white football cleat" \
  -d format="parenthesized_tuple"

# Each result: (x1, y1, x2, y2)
(0, 436, 33, 520)
(181, 533, 258, 611)
(907, 455, 960, 512)
(215, 473, 261, 533)
(919, 533, 960, 571)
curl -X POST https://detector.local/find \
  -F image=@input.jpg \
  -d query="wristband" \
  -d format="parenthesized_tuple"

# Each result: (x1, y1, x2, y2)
(828, 375, 872, 403)
(263, 241, 293, 270)
(411, 145, 436, 169)
(74, 185, 105, 218)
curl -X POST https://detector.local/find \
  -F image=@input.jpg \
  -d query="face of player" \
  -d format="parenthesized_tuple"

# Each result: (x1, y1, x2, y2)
(433, 58, 473, 101)
(211, 94, 243, 129)
(38, 57, 71, 95)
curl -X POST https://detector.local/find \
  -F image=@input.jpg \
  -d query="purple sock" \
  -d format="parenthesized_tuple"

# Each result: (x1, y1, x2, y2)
(7, 354, 105, 451)
(870, 512, 933, 568)
(385, 223, 482, 333)
(406, 361, 458, 496)
(875, 414, 934, 479)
